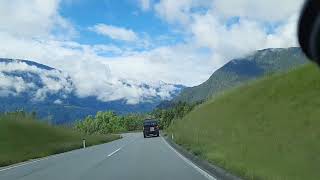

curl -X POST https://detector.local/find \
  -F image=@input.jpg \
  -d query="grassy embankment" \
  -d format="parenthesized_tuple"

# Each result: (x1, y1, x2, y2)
(169, 64, 320, 180)
(0, 112, 120, 167)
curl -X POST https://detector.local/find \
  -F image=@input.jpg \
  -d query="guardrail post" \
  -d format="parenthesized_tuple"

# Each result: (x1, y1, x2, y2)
(83, 139, 86, 148)
(171, 133, 174, 140)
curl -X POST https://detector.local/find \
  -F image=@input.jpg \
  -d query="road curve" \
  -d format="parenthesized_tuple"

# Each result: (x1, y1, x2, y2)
(0, 133, 215, 180)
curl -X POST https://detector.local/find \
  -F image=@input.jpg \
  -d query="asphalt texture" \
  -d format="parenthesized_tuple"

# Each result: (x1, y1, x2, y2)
(0, 133, 216, 180)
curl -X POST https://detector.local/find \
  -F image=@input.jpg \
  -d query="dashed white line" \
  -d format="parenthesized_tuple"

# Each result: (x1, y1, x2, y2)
(161, 137, 217, 180)
(107, 136, 138, 158)
(0, 136, 137, 172)
(107, 148, 122, 157)
(0, 135, 136, 173)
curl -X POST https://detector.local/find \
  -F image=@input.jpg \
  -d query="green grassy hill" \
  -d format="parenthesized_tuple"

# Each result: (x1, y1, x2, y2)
(0, 112, 120, 167)
(169, 64, 320, 180)
(170, 47, 308, 104)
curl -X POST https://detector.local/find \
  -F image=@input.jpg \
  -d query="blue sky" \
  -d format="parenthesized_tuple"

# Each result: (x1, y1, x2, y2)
(0, 0, 304, 103)
(54, 0, 301, 57)
(59, 0, 183, 51)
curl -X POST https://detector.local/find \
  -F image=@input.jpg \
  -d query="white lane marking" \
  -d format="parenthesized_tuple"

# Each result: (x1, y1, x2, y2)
(107, 148, 122, 157)
(0, 157, 48, 172)
(107, 136, 138, 158)
(0, 135, 137, 172)
(0, 134, 139, 172)
(161, 137, 217, 180)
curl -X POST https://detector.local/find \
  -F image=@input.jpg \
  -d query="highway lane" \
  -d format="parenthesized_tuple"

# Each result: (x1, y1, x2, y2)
(0, 133, 215, 180)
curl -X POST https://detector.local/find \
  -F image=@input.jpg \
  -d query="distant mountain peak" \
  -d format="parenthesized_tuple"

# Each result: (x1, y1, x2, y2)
(0, 58, 56, 71)
(0, 58, 185, 123)
(166, 47, 308, 104)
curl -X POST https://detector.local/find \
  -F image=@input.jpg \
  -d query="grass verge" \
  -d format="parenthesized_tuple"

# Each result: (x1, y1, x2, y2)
(0, 113, 120, 167)
(169, 64, 320, 180)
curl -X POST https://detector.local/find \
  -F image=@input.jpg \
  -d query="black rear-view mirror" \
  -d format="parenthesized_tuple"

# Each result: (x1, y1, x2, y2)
(298, 0, 320, 64)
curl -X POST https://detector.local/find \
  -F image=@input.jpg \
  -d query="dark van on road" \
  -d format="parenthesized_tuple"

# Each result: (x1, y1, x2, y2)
(143, 119, 159, 138)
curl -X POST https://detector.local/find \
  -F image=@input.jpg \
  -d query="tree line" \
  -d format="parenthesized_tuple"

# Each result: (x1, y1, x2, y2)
(74, 101, 201, 135)
(151, 101, 200, 129)
(74, 111, 148, 135)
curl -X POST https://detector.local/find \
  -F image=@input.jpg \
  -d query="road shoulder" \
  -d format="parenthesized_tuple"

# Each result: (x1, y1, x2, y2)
(163, 135, 242, 180)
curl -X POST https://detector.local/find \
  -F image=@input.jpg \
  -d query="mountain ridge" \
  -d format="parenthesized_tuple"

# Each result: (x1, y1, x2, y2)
(0, 58, 185, 123)
(165, 47, 308, 105)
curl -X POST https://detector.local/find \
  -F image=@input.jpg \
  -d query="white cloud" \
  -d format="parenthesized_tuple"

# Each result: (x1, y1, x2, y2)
(153, 0, 303, 23)
(0, 60, 74, 101)
(0, 72, 35, 96)
(0, 41, 184, 103)
(105, 44, 215, 86)
(265, 15, 299, 48)
(0, 1, 179, 104)
(139, 0, 151, 11)
(54, 99, 63, 104)
(154, 0, 213, 25)
(89, 24, 138, 41)
(91, 44, 124, 55)
(0, 0, 76, 39)
(0, 0, 306, 104)
(154, 0, 194, 25)
(213, 0, 304, 22)
(153, 0, 303, 67)
(191, 13, 271, 60)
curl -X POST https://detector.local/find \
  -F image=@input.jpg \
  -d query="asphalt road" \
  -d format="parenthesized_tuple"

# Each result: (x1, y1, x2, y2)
(0, 133, 216, 180)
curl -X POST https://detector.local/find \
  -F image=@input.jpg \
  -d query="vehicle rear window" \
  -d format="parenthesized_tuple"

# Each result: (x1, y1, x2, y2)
(144, 120, 158, 126)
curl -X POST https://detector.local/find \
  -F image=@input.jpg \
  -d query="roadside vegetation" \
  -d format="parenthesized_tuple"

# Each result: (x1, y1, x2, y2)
(75, 111, 147, 134)
(0, 111, 120, 167)
(152, 102, 200, 129)
(168, 64, 320, 180)
(74, 102, 198, 134)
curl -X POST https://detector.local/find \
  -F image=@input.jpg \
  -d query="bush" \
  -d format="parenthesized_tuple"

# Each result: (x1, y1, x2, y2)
(151, 101, 200, 129)
(75, 111, 147, 134)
